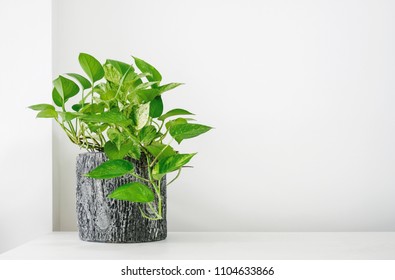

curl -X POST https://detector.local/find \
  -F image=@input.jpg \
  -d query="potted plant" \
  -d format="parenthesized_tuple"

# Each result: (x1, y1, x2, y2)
(29, 53, 211, 243)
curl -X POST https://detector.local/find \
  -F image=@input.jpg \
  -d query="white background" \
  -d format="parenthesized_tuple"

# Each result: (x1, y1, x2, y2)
(0, 0, 52, 253)
(55, 0, 394, 232)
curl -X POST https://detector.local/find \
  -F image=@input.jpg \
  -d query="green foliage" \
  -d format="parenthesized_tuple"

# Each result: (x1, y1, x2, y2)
(108, 182, 154, 203)
(152, 153, 197, 180)
(67, 73, 92, 89)
(36, 108, 58, 118)
(158, 108, 194, 121)
(146, 142, 176, 160)
(106, 59, 133, 75)
(169, 123, 212, 144)
(29, 52, 212, 220)
(149, 96, 163, 118)
(53, 76, 80, 104)
(139, 125, 158, 145)
(104, 140, 139, 160)
(52, 88, 63, 107)
(133, 56, 162, 83)
(85, 159, 134, 179)
(29, 104, 55, 111)
(80, 111, 132, 126)
(78, 53, 104, 82)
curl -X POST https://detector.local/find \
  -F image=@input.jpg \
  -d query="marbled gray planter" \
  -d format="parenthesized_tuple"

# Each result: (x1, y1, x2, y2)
(76, 152, 167, 243)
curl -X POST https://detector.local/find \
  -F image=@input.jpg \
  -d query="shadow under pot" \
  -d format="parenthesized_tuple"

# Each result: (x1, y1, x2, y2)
(76, 152, 167, 243)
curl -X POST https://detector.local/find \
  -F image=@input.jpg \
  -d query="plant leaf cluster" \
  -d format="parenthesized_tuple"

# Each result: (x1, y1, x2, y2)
(29, 53, 211, 220)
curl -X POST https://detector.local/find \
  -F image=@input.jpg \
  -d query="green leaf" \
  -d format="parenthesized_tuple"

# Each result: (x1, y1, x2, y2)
(165, 117, 188, 130)
(67, 73, 92, 89)
(99, 89, 116, 101)
(71, 103, 88, 112)
(28, 104, 55, 111)
(157, 83, 183, 93)
(36, 109, 58, 118)
(131, 104, 149, 130)
(149, 96, 163, 118)
(139, 125, 157, 145)
(135, 83, 182, 103)
(153, 153, 196, 179)
(135, 88, 161, 103)
(123, 71, 144, 89)
(53, 76, 80, 101)
(87, 123, 109, 133)
(106, 128, 128, 151)
(103, 63, 122, 84)
(169, 123, 212, 144)
(104, 140, 137, 160)
(108, 182, 154, 203)
(80, 103, 105, 114)
(158, 108, 194, 121)
(128, 144, 141, 160)
(81, 111, 131, 126)
(58, 111, 80, 121)
(106, 59, 133, 75)
(133, 56, 162, 83)
(134, 81, 160, 91)
(78, 53, 104, 83)
(52, 87, 63, 107)
(107, 128, 120, 141)
(146, 142, 176, 160)
(85, 159, 134, 179)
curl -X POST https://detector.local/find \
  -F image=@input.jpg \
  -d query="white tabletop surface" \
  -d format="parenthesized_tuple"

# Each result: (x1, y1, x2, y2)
(1, 232, 394, 260)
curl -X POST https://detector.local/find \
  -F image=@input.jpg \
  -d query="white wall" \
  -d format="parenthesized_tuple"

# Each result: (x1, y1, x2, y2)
(0, 0, 52, 253)
(53, 0, 395, 231)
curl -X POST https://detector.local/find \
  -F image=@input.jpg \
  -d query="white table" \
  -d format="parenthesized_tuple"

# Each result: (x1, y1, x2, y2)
(1, 232, 394, 260)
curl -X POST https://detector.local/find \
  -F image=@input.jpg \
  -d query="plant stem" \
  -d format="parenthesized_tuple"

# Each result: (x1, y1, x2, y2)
(145, 153, 162, 219)
(166, 168, 181, 187)
(158, 120, 165, 132)
(130, 172, 150, 183)
(149, 140, 173, 168)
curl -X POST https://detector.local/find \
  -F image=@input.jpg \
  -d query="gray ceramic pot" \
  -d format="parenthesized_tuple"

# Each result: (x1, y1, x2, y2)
(76, 152, 167, 243)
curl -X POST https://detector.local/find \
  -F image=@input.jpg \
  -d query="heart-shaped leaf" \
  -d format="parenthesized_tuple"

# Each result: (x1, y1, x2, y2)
(133, 56, 162, 83)
(36, 109, 58, 118)
(169, 123, 212, 144)
(158, 108, 194, 121)
(153, 153, 196, 179)
(108, 182, 154, 203)
(78, 53, 104, 83)
(29, 104, 55, 111)
(85, 159, 134, 179)
(53, 75, 80, 101)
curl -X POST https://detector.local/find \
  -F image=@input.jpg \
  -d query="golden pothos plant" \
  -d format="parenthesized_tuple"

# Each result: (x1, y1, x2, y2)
(29, 53, 211, 220)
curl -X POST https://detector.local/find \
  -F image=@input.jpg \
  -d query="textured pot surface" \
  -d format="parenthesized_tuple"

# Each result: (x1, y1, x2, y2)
(76, 152, 167, 243)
